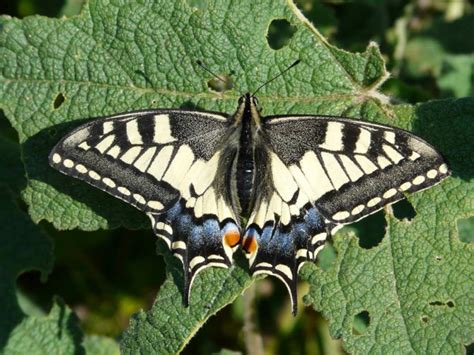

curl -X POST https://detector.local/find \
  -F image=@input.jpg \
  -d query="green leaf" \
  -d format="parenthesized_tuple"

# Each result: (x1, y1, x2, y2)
(1, 0, 472, 353)
(83, 335, 120, 355)
(3, 298, 84, 355)
(121, 248, 252, 354)
(0, 189, 82, 354)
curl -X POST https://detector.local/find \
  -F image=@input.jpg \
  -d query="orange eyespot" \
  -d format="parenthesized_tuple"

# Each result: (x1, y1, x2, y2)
(224, 230, 241, 248)
(242, 236, 258, 254)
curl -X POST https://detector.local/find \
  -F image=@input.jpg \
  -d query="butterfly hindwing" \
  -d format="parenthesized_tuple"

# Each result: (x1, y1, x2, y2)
(49, 109, 242, 303)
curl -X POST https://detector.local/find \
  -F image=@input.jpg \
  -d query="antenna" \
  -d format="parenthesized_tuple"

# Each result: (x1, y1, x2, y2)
(196, 60, 228, 84)
(252, 59, 300, 96)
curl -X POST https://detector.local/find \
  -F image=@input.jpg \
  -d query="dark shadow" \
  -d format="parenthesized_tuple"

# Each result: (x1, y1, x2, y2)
(53, 93, 65, 109)
(392, 199, 416, 221)
(179, 101, 205, 111)
(348, 210, 386, 249)
(207, 75, 234, 93)
(413, 98, 474, 181)
(23, 120, 148, 230)
(424, 14, 474, 54)
(267, 19, 297, 50)
(352, 310, 370, 335)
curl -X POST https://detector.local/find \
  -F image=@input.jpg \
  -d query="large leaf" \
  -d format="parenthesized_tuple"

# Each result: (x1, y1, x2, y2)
(1, 0, 472, 353)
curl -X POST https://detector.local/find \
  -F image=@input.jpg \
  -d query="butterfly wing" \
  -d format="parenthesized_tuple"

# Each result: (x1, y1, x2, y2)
(49, 109, 241, 303)
(244, 115, 450, 313)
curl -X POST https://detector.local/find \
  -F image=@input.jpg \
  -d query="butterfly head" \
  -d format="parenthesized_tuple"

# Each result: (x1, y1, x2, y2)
(235, 93, 263, 127)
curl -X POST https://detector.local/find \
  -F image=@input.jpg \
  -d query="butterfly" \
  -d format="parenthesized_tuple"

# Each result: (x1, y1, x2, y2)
(49, 67, 450, 314)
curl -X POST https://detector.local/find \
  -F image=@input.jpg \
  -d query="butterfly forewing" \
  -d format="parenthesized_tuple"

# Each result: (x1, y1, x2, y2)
(49, 109, 242, 303)
(263, 115, 450, 224)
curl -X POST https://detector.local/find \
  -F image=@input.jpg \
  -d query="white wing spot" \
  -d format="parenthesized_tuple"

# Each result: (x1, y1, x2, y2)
(75, 164, 87, 174)
(409, 151, 421, 161)
(275, 264, 293, 280)
(311, 232, 327, 245)
(121, 147, 143, 164)
(355, 155, 378, 174)
(172, 241, 187, 250)
(103, 121, 114, 134)
(271, 152, 298, 201)
(133, 193, 146, 204)
(400, 182, 412, 191)
(95, 135, 115, 153)
(427, 169, 438, 179)
(107, 145, 121, 159)
(355, 128, 371, 154)
(156, 222, 173, 234)
(126, 119, 143, 145)
(148, 200, 164, 210)
(102, 177, 116, 188)
(190, 256, 205, 269)
(118, 186, 131, 196)
(89, 170, 100, 180)
(320, 122, 344, 151)
(52, 153, 61, 163)
(332, 211, 350, 221)
(78, 141, 90, 151)
(339, 155, 364, 182)
(300, 152, 334, 199)
(147, 146, 174, 180)
(413, 175, 425, 185)
(163, 145, 195, 187)
(153, 114, 177, 144)
(439, 164, 448, 174)
(383, 145, 404, 164)
(367, 197, 381, 207)
(63, 159, 74, 168)
(383, 188, 397, 199)
(134, 147, 157, 172)
(377, 156, 391, 169)
(351, 205, 365, 215)
(321, 152, 349, 189)
(384, 131, 396, 144)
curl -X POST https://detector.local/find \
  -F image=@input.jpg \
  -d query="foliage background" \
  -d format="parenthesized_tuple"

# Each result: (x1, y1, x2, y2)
(0, 0, 473, 354)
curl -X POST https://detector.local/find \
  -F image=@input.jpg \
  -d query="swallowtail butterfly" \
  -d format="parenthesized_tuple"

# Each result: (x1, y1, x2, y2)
(49, 67, 449, 314)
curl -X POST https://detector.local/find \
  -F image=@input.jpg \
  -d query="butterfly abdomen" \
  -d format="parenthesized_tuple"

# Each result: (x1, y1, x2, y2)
(236, 105, 255, 216)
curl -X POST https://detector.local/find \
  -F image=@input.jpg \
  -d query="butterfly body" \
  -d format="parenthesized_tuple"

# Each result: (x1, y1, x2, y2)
(50, 93, 450, 314)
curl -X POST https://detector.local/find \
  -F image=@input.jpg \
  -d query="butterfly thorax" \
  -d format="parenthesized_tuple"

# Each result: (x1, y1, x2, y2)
(235, 93, 261, 217)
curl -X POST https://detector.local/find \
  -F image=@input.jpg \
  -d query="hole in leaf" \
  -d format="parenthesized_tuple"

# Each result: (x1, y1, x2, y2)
(352, 311, 370, 335)
(346, 210, 386, 249)
(429, 300, 455, 308)
(207, 75, 234, 93)
(392, 199, 416, 221)
(267, 19, 297, 50)
(53, 93, 65, 109)
(316, 242, 337, 271)
(457, 216, 474, 244)
(421, 315, 429, 323)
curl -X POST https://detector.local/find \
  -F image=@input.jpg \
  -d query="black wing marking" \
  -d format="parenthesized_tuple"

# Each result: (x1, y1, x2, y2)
(49, 109, 241, 304)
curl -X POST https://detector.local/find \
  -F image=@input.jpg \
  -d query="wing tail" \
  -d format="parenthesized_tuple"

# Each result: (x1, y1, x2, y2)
(149, 201, 240, 306)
